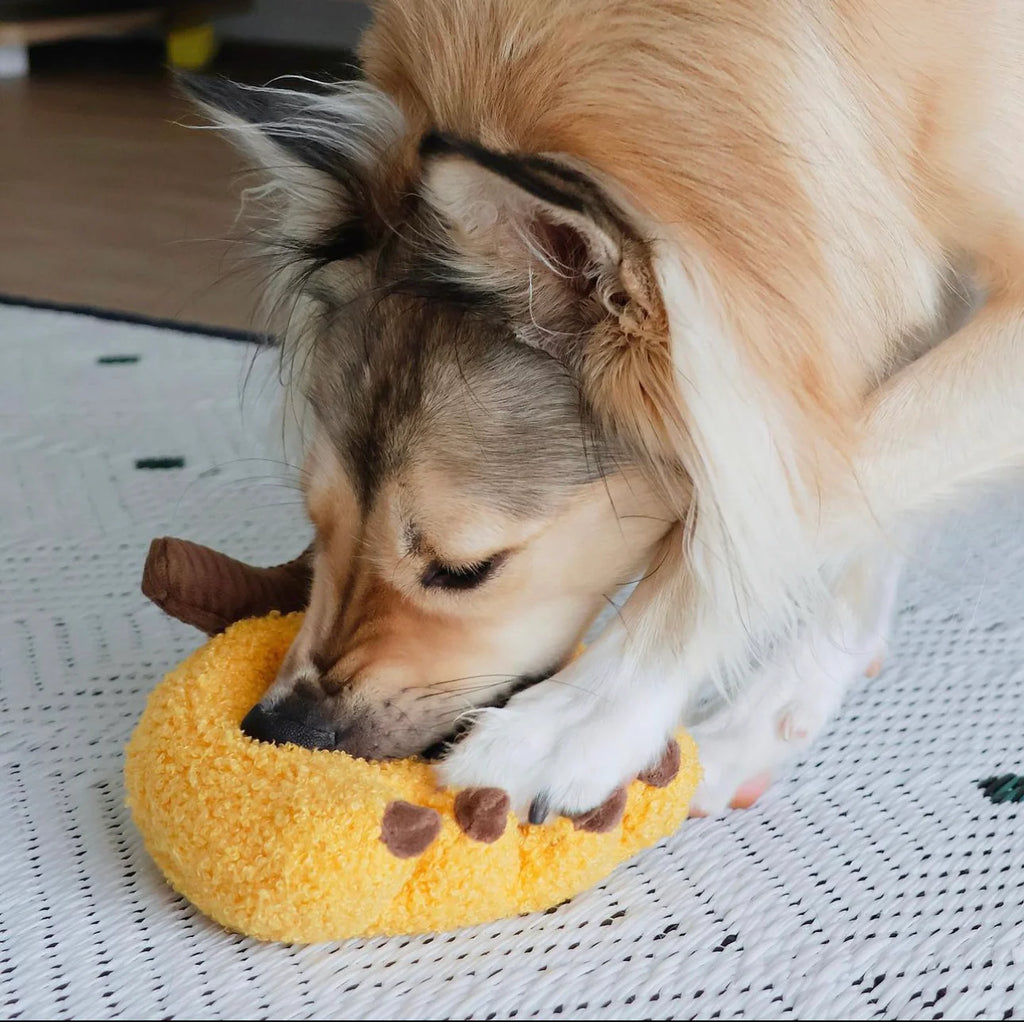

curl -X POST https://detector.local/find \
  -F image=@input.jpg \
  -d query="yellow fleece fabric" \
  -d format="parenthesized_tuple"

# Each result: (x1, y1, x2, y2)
(125, 613, 701, 943)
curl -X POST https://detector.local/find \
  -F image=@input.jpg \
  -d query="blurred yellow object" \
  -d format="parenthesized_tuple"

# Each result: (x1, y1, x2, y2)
(166, 24, 219, 72)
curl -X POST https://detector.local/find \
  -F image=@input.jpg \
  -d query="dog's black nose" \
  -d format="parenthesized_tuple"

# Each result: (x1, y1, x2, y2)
(240, 693, 338, 751)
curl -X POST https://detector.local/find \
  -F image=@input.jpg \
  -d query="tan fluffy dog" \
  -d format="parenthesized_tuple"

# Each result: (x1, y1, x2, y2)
(188, 0, 1024, 819)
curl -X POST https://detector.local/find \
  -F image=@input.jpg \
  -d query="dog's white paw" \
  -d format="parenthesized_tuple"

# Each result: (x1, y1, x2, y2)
(438, 659, 677, 822)
(689, 718, 796, 816)
(689, 680, 843, 814)
(689, 553, 902, 816)
(689, 635, 886, 816)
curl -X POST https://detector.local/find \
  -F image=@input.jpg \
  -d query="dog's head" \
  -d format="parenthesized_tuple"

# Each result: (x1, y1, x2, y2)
(185, 77, 679, 758)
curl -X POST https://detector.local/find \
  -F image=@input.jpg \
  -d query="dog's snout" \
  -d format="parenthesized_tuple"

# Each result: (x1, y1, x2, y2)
(241, 690, 344, 751)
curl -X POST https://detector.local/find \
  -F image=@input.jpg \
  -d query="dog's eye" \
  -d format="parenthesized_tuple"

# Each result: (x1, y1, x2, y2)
(421, 557, 498, 591)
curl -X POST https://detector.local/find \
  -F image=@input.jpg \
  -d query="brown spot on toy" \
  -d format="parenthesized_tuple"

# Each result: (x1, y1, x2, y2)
(637, 739, 681, 788)
(380, 800, 442, 858)
(571, 786, 628, 833)
(454, 788, 510, 843)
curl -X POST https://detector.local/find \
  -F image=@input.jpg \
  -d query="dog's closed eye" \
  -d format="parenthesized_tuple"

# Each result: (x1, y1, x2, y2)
(420, 556, 502, 591)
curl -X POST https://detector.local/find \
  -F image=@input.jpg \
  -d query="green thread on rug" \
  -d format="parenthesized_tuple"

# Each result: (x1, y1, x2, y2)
(977, 774, 1024, 804)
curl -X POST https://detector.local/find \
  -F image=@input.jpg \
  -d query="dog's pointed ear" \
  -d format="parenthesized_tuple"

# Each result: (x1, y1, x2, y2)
(179, 74, 406, 256)
(421, 134, 686, 494)
(180, 74, 339, 175)
(419, 134, 660, 353)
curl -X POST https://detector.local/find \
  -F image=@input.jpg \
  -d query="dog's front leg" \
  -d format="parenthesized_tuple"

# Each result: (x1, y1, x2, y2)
(842, 294, 1024, 547)
(439, 529, 698, 821)
(688, 293, 1024, 812)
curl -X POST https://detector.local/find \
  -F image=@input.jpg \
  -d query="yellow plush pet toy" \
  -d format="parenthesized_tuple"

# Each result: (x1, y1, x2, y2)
(126, 538, 701, 943)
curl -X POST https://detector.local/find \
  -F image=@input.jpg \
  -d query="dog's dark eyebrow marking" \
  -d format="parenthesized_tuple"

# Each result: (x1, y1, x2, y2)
(421, 132, 588, 214)
(419, 131, 638, 242)
(517, 153, 603, 192)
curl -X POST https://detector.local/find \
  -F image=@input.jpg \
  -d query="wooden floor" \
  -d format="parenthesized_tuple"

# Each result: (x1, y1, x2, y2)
(0, 53, 309, 332)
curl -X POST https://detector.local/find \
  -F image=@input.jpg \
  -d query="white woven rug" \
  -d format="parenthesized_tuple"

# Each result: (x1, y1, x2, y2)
(2, 299, 1023, 1020)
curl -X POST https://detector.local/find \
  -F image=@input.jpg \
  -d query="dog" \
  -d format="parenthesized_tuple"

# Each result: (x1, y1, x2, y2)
(186, 0, 1024, 821)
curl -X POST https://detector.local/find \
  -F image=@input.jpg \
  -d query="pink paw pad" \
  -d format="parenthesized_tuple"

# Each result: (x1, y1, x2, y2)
(727, 772, 773, 810)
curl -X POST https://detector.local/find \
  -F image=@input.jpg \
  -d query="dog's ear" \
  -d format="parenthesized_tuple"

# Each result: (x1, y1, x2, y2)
(419, 134, 661, 355)
(179, 74, 406, 260)
(421, 134, 687, 500)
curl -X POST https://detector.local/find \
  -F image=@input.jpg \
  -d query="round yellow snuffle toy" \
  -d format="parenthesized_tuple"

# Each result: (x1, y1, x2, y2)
(126, 538, 701, 943)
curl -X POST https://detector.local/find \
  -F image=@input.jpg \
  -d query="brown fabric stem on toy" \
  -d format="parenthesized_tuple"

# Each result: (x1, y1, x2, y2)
(141, 537, 313, 635)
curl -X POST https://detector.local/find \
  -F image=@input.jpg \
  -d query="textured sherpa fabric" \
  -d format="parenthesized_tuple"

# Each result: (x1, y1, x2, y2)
(124, 613, 702, 943)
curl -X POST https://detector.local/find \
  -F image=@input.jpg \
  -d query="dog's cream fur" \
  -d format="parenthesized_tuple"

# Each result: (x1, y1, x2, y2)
(359, 0, 1024, 814)
(194, 0, 1024, 818)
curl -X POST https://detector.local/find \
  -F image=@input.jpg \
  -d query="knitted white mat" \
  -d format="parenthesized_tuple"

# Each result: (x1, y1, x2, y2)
(2, 299, 1023, 1021)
